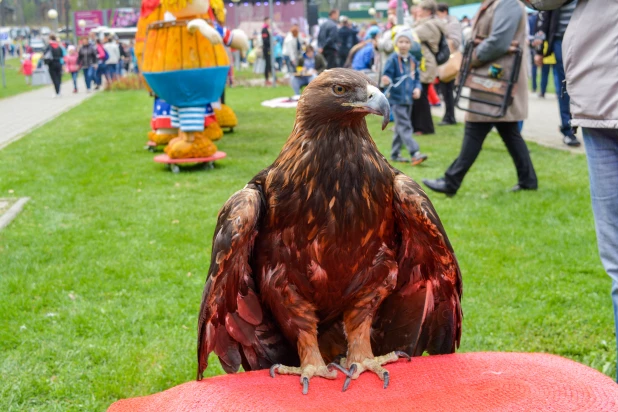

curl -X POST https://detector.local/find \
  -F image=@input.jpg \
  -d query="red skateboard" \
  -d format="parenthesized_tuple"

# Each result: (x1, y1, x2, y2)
(153, 152, 227, 173)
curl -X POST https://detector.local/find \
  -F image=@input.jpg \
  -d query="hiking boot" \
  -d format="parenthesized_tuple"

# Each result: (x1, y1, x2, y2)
(411, 152, 428, 166)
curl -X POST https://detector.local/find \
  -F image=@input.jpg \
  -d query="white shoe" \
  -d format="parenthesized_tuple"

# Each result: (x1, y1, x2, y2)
(52, 93, 57, 98)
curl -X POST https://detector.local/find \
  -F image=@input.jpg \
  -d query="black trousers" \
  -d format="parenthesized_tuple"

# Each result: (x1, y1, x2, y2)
(264, 50, 272, 81)
(48, 63, 63, 94)
(439, 79, 456, 124)
(444, 121, 538, 191)
(323, 49, 339, 69)
(411, 83, 434, 135)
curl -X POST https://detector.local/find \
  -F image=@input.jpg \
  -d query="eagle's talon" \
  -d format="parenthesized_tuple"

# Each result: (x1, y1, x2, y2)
(340, 351, 406, 391)
(341, 363, 357, 392)
(269, 364, 281, 378)
(269, 363, 337, 394)
(342, 375, 353, 392)
(327, 362, 353, 377)
(395, 351, 411, 362)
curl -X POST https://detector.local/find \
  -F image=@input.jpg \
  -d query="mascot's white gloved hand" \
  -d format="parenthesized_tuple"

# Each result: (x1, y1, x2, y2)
(229, 29, 249, 53)
(187, 19, 223, 45)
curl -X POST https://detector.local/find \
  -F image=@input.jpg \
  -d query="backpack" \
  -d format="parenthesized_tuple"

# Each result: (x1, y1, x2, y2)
(424, 32, 450, 66)
(43, 45, 63, 65)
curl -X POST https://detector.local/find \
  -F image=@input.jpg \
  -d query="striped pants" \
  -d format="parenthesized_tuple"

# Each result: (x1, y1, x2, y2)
(171, 106, 206, 132)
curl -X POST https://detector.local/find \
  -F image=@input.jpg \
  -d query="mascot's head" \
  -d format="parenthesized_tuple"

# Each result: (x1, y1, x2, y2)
(519, 0, 574, 11)
(160, 0, 211, 17)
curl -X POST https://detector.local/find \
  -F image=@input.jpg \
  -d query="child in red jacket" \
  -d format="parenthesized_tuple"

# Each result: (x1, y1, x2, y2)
(20, 53, 33, 85)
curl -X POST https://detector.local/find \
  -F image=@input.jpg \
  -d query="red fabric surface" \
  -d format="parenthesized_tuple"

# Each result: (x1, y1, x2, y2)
(108, 352, 618, 412)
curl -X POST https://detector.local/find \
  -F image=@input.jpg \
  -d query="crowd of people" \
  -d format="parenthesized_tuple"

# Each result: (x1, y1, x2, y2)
(18, 32, 137, 97)
(253, 1, 471, 166)
(246, 0, 587, 176)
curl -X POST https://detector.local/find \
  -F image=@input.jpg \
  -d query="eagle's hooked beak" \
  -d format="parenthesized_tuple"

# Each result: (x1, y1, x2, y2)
(360, 85, 391, 130)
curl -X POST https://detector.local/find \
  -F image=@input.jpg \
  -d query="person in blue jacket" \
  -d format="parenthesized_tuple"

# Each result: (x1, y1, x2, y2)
(351, 26, 379, 71)
(381, 29, 428, 165)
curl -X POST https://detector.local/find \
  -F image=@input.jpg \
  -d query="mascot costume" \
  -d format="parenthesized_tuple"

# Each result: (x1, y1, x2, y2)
(135, 0, 247, 158)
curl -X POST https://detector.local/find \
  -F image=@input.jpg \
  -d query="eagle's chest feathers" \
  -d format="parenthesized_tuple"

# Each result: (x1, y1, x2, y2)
(261, 134, 396, 303)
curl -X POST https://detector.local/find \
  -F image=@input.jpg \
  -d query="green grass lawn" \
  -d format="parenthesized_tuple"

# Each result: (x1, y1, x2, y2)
(234, 65, 285, 84)
(0, 58, 44, 99)
(0, 86, 614, 410)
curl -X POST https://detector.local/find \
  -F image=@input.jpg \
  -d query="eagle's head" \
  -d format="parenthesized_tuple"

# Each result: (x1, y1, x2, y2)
(296, 68, 390, 130)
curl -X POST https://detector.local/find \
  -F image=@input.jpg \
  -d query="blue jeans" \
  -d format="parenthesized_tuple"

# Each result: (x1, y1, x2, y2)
(530, 51, 538, 92)
(83, 66, 95, 90)
(540, 64, 551, 96)
(552, 39, 573, 136)
(583, 128, 618, 382)
(106, 63, 117, 80)
(71, 71, 78, 90)
(95, 62, 106, 86)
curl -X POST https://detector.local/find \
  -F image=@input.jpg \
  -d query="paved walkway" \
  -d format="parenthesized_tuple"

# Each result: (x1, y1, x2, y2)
(431, 92, 585, 154)
(0, 79, 98, 151)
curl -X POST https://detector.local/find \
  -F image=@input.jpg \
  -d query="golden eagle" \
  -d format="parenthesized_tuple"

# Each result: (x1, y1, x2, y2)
(197, 69, 462, 394)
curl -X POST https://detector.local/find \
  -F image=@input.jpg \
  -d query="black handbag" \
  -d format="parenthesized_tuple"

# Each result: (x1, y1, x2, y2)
(424, 33, 450, 66)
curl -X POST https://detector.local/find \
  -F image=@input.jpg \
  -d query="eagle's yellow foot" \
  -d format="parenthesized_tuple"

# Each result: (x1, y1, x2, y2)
(270, 363, 338, 395)
(340, 351, 410, 391)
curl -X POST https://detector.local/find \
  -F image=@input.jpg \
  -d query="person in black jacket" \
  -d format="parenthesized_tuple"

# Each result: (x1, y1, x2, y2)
(262, 17, 273, 85)
(318, 9, 341, 69)
(533, 3, 580, 147)
(44, 34, 65, 97)
(337, 16, 358, 67)
(77, 37, 98, 92)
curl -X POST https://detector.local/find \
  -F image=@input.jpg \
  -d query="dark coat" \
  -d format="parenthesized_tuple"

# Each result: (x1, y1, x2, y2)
(318, 18, 339, 52)
(337, 25, 358, 62)
(262, 26, 271, 53)
(77, 43, 98, 67)
(534, 11, 559, 56)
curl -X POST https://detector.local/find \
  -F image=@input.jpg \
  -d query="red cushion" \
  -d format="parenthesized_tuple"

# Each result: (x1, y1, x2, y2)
(108, 352, 618, 412)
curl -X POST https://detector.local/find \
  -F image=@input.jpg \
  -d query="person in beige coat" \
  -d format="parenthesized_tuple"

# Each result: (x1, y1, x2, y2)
(525, 0, 618, 382)
(436, 3, 462, 125)
(423, 0, 538, 195)
(411, 0, 446, 135)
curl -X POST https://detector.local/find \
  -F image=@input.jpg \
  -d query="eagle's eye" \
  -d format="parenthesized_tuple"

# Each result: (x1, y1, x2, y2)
(332, 85, 347, 96)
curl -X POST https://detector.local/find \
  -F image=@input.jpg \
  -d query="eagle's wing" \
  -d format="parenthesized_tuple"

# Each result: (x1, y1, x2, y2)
(197, 182, 298, 379)
(372, 173, 462, 356)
